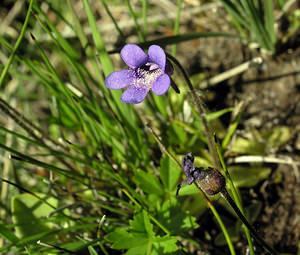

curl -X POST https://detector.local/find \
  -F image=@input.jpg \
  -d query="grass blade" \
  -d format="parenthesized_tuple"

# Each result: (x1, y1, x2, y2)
(99, 0, 125, 39)
(125, 0, 145, 42)
(83, 0, 114, 75)
(141, 0, 148, 37)
(172, 0, 184, 55)
(0, 0, 34, 88)
(263, 0, 276, 45)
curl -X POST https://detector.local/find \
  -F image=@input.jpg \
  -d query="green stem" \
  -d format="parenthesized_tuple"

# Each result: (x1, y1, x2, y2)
(166, 53, 221, 170)
(195, 183, 236, 255)
(221, 189, 279, 255)
(0, 0, 34, 88)
(215, 136, 255, 254)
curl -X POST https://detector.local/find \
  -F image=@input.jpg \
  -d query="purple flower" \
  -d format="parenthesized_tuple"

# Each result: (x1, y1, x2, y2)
(105, 44, 173, 104)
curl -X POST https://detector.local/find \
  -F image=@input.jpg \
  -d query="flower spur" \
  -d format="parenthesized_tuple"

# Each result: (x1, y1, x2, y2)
(105, 44, 173, 104)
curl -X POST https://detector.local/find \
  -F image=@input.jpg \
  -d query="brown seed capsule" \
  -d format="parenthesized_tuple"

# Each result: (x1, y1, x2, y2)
(193, 167, 226, 196)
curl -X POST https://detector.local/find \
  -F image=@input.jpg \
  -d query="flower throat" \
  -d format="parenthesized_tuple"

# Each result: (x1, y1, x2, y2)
(132, 62, 163, 89)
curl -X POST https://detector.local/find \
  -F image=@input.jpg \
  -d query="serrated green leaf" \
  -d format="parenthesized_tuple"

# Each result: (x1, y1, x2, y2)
(11, 193, 57, 238)
(181, 214, 199, 231)
(125, 244, 149, 255)
(157, 198, 198, 234)
(130, 211, 154, 237)
(106, 228, 148, 250)
(0, 223, 19, 243)
(107, 211, 178, 254)
(153, 236, 178, 254)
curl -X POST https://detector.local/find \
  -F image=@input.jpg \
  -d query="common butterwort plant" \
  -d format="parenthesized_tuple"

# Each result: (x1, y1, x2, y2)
(105, 44, 173, 104)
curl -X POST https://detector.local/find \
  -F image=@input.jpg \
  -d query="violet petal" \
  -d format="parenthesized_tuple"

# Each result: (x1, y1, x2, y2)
(187, 176, 194, 185)
(148, 45, 166, 71)
(121, 44, 148, 69)
(105, 70, 133, 89)
(121, 86, 149, 104)
(152, 74, 170, 95)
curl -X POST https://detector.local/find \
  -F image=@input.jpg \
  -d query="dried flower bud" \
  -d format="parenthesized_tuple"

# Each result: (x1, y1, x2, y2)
(193, 167, 226, 196)
(179, 153, 226, 196)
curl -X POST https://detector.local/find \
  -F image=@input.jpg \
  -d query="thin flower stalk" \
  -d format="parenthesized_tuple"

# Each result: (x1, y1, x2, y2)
(166, 53, 221, 170)
(165, 53, 257, 253)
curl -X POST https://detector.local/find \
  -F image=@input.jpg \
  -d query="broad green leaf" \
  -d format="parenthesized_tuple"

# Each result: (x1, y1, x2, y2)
(11, 193, 57, 238)
(135, 170, 164, 196)
(229, 166, 271, 188)
(170, 122, 187, 144)
(230, 126, 291, 155)
(176, 184, 199, 196)
(151, 94, 168, 118)
(266, 126, 291, 151)
(230, 136, 266, 155)
(160, 156, 181, 192)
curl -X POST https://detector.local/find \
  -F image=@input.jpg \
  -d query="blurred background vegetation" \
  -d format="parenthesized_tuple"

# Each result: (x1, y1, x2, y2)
(0, 0, 299, 254)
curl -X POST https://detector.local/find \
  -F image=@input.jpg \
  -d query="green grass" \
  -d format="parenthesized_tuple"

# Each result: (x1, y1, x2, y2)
(0, 0, 295, 254)
(219, 0, 276, 53)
